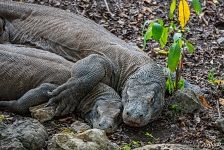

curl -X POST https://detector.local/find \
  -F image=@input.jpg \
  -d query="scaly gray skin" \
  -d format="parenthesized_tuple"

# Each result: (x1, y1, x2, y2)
(80, 83, 122, 133)
(0, 44, 122, 133)
(0, 1, 166, 127)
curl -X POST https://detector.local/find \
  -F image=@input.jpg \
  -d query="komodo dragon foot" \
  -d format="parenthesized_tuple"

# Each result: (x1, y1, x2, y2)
(0, 83, 57, 114)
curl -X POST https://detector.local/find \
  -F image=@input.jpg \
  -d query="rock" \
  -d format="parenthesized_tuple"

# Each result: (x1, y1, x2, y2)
(48, 129, 119, 150)
(169, 84, 202, 114)
(217, 37, 224, 47)
(30, 103, 55, 123)
(76, 129, 119, 149)
(133, 144, 194, 150)
(0, 118, 48, 150)
(216, 118, 224, 132)
(70, 120, 91, 133)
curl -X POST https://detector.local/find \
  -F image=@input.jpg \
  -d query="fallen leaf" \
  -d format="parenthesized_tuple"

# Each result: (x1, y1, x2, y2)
(213, 0, 219, 4)
(219, 98, 224, 106)
(199, 96, 213, 109)
(213, 79, 224, 85)
(157, 50, 169, 56)
(0, 114, 5, 122)
(144, 0, 152, 4)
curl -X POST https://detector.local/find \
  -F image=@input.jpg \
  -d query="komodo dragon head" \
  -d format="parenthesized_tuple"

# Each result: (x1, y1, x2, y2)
(85, 100, 122, 133)
(122, 63, 166, 127)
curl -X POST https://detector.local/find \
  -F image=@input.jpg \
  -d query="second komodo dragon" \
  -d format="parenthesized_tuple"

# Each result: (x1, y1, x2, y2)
(0, 44, 122, 133)
(0, 1, 166, 127)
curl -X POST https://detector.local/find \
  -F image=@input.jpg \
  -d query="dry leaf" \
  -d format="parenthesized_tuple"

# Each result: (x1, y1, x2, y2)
(178, 0, 190, 29)
(219, 98, 224, 106)
(213, 79, 224, 85)
(213, 0, 219, 4)
(144, 0, 152, 4)
(157, 50, 169, 56)
(199, 95, 213, 109)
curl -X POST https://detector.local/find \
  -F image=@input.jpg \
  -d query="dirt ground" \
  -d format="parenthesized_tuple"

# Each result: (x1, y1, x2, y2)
(4, 0, 224, 149)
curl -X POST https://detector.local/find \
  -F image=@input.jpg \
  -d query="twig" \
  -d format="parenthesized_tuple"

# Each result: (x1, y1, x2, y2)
(216, 98, 222, 119)
(103, 0, 115, 17)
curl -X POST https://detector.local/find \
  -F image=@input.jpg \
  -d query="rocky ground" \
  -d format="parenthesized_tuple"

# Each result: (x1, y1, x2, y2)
(1, 0, 223, 149)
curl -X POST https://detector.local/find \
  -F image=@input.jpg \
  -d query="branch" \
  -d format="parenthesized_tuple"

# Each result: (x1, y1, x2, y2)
(103, 0, 115, 17)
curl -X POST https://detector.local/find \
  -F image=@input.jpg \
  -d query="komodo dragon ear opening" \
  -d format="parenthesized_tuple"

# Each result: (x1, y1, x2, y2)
(0, 18, 4, 33)
(0, 18, 9, 44)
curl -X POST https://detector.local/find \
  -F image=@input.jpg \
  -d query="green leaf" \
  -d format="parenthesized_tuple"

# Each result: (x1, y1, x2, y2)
(166, 74, 175, 94)
(152, 23, 163, 42)
(168, 42, 181, 72)
(186, 41, 195, 54)
(178, 39, 183, 48)
(169, 0, 176, 19)
(178, 78, 185, 90)
(192, 0, 202, 15)
(124, 145, 131, 150)
(158, 19, 164, 26)
(173, 32, 182, 42)
(160, 27, 169, 48)
(143, 23, 153, 49)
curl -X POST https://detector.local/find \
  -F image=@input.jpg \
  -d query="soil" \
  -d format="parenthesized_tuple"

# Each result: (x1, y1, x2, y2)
(2, 0, 224, 149)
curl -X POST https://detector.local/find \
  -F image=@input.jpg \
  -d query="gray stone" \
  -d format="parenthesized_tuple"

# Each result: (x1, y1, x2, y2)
(48, 129, 119, 150)
(170, 87, 202, 114)
(217, 37, 224, 47)
(0, 118, 48, 150)
(216, 118, 224, 132)
(30, 103, 55, 123)
(133, 144, 194, 150)
(70, 120, 91, 133)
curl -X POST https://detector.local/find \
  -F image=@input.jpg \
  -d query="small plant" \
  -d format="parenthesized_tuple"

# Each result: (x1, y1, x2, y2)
(208, 69, 216, 83)
(145, 132, 156, 144)
(168, 104, 181, 113)
(143, 0, 202, 94)
(131, 140, 141, 148)
(123, 144, 131, 150)
(122, 140, 141, 150)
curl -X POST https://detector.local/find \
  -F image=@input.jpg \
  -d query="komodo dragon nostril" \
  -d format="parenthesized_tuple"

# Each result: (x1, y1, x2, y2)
(126, 111, 130, 116)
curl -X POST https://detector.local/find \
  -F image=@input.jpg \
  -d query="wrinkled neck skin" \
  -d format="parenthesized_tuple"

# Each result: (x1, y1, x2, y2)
(121, 63, 165, 127)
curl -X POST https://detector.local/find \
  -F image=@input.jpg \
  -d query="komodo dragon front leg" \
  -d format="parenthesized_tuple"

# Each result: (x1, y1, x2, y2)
(0, 83, 57, 114)
(47, 54, 114, 116)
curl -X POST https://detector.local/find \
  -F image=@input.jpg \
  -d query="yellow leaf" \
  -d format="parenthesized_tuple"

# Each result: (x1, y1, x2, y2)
(219, 98, 224, 106)
(199, 96, 212, 109)
(158, 50, 169, 56)
(178, 0, 190, 29)
(213, 79, 224, 85)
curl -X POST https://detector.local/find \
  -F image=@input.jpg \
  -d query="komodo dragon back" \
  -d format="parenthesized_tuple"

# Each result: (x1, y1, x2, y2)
(0, 1, 166, 127)
(0, 44, 72, 100)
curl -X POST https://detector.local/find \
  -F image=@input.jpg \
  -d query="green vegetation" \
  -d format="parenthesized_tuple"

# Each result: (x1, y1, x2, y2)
(143, 0, 201, 94)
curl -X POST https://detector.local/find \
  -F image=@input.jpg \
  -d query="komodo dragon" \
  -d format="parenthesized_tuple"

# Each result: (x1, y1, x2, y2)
(0, 1, 166, 127)
(0, 44, 122, 133)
